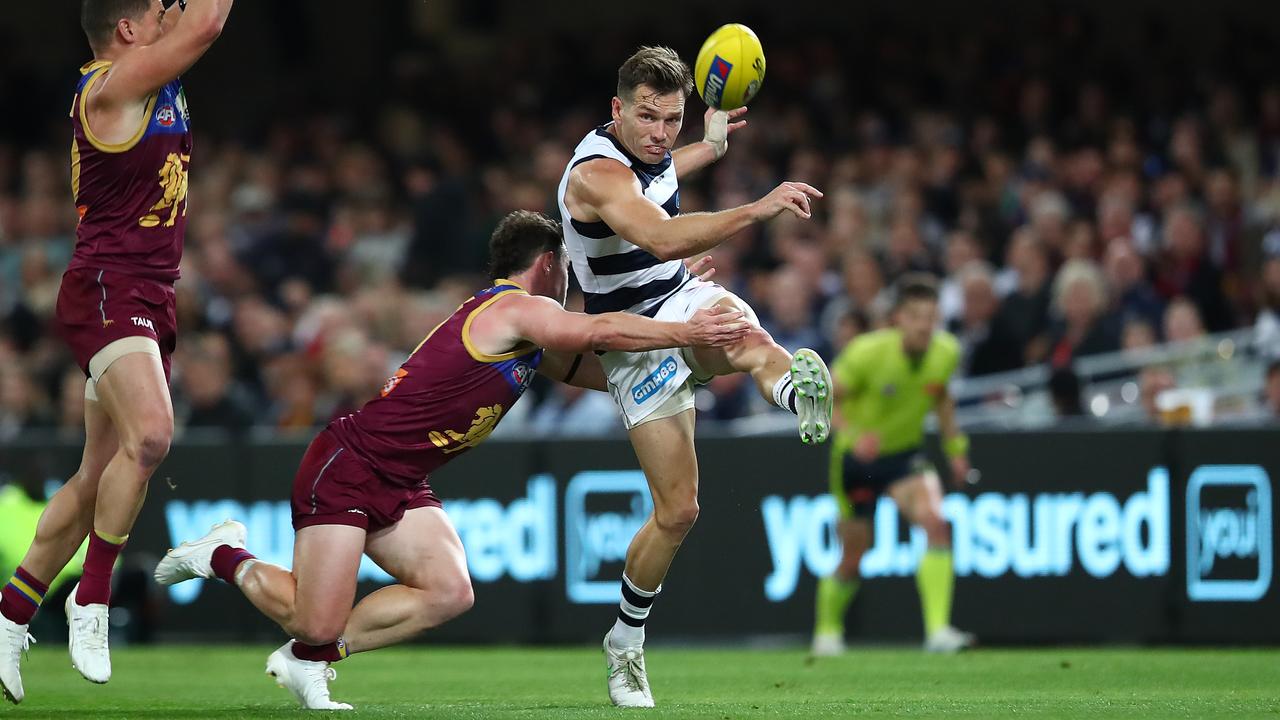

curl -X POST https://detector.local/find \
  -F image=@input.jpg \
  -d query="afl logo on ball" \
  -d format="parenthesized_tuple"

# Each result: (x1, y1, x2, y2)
(702, 56, 733, 108)
(156, 104, 177, 127)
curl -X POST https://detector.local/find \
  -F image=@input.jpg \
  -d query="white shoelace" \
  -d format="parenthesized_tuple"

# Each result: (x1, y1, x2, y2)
(305, 665, 338, 702)
(73, 612, 108, 652)
(6, 627, 34, 663)
(611, 649, 647, 693)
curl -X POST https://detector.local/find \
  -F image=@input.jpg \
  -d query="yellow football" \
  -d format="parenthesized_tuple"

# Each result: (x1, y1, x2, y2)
(694, 23, 766, 110)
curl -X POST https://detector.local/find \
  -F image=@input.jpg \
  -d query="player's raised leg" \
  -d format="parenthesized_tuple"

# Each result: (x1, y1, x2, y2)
(1, 386, 116, 704)
(688, 295, 832, 444)
(66, 351, 173, 684)
(604, 408, 699, 708)
(888, 472, 974, 653)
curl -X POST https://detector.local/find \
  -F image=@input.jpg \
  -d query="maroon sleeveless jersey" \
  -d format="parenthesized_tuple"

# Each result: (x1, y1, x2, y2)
(328, 280, 544, 487)
(68, 60, 192, 281)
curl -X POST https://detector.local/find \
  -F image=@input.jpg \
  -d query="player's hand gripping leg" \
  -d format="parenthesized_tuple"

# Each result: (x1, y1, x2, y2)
(688, 295, 832, 443)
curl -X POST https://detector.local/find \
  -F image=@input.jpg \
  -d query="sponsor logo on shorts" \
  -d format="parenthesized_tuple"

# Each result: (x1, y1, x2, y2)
(156, 104, 177, 127)
(631, 356, 679, 404)
(1186, 465, 1272, 602)
(131, 316, 155, 331)
(702, 55, 732, 108)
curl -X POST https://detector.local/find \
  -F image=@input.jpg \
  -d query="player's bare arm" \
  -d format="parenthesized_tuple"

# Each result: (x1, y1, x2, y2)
(474, 293, 750, 356)
(86, 0, 232, 143)
(671, 107, 748, 180)
(538, 351, 609, 392)
(565, 159, 822, 262)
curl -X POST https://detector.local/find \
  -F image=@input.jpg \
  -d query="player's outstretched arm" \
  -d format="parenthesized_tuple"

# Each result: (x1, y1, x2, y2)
(503, 295, 750, 354)
(538, 351, 609, 392)
(568, 159, 822, 261)
(94, 0, 234, 106)
(672, 107, 747, 180)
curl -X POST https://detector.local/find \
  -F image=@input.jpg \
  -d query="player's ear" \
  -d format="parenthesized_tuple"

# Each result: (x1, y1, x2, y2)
(611, 97, 624, 124)
(117, 18, 137, 45)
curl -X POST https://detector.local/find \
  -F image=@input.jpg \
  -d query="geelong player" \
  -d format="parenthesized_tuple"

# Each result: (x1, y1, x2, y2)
(0, 0, 232, 703)
(812, 275, 976, 656)
(557, 46, 831, 707)
(154, 211, 750, 710)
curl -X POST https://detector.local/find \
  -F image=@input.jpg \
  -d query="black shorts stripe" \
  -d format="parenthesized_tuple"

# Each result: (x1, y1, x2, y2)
(583, 269, 689, 316)
(586, 248, 665, 276)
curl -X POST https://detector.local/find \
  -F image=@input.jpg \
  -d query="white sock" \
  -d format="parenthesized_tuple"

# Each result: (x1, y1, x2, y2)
(771, 373, 798, 415)
(610, 574, 658, 649)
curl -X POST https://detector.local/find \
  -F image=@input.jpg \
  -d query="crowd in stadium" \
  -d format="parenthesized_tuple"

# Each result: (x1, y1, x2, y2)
(2, 15, 1279, 438)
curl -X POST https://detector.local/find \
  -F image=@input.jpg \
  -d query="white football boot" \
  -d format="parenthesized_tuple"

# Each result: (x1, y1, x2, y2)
(0, 615, 34, 703)
(791, 348, 833, 444)
(603, 630, 654, 708)
(266, 641, 353, 711)
(154, 519, 247, 586)
(810, 632, 846, 657)
(924, 625, 977, 654)
(65, 583, 110, 683)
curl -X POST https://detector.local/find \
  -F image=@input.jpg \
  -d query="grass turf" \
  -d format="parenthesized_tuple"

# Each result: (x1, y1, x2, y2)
(5, 645, 1278, 719)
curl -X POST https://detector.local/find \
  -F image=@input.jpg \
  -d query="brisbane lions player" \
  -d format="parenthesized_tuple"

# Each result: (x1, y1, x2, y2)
(154, 211, 749, 710)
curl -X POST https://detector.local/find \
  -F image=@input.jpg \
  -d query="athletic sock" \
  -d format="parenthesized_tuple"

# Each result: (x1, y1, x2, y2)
(76, 530, 127, 606)
(610, 574, 657, 649)
(916, 548, 955, 636)
(211, 545, 256, 585)
(292, 638, 350, 663)
(771, 373, 799, 415)
(814, 575, 858, 637)
(0, 566, 50, 626)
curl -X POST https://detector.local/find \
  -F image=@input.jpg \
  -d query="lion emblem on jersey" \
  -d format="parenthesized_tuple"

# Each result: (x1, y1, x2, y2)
(428, 404, 504, 455)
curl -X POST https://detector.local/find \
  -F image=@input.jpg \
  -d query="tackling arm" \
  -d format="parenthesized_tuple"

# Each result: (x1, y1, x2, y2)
(538, 351, 609, 392)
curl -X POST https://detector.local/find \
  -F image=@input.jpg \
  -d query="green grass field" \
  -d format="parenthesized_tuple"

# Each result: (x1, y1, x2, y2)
(5, 645, 1278, 719)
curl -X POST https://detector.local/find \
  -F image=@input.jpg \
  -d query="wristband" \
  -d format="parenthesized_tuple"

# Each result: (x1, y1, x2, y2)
(944, 434, 969, 459)
(563, 354, 584, 383)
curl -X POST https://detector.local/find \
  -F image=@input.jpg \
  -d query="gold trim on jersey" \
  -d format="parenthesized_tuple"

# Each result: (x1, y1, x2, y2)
(461, 282, 537, 363)
(77, 62, 158, 154)
(70, 138, 82, 201)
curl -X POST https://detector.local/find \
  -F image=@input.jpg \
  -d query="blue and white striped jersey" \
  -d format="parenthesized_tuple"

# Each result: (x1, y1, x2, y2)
(557, 124, 689, 317)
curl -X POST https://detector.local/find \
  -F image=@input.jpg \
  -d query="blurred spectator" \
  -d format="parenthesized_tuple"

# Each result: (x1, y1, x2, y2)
(1265, 361, 1280, 419)
(1103, 239, 1164, 333)
(2, 6, 1279, 433)
(1256, 238, 1280, 352)
(1048, 367, 1086, 418)
(529, 384, 620, 438)
(993, 229, 1052, 365)
(951, 261, 1021, 376)
(1163, 297, 1207, 344)
(1152, 205, 1233, 332)
(1047, 259, 1120, 368)
(176, 333, 256, 433)
(761, 265, 828, 357)
(0, 365, 52, 441)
